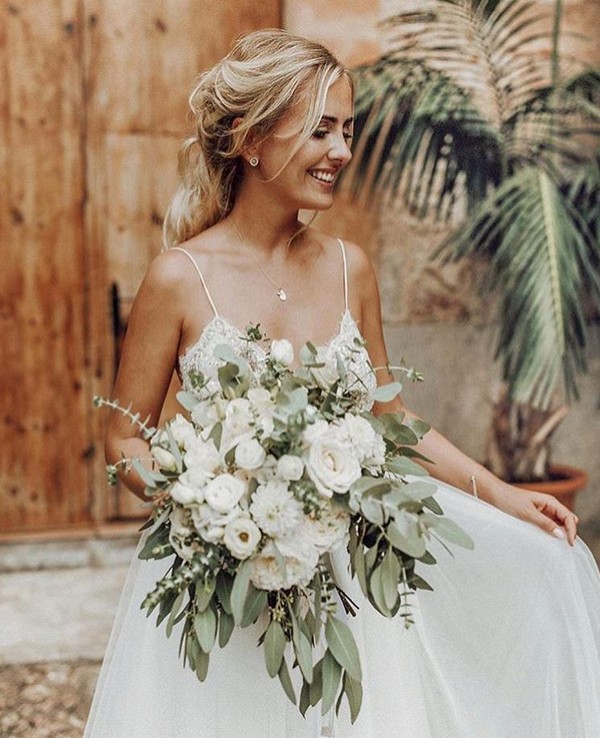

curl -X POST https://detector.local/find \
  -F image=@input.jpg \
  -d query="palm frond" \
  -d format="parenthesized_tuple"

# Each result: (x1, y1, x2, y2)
(382, 0, 554, 130)
(347, 58, 502, 219)
(440, 168, 598, 407)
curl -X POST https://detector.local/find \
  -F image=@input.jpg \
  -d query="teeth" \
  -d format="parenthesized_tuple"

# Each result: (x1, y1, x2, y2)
(309, 170, 335, 183)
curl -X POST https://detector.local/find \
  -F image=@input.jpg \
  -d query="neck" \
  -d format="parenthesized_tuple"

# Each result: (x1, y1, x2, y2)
(226, 181, 303, 253)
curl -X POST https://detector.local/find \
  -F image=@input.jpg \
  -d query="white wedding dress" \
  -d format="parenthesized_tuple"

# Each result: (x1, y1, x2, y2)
(84, 241, 600, 737)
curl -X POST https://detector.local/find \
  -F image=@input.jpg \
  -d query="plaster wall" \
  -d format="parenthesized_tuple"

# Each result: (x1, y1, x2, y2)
(285, 0, 600, 546)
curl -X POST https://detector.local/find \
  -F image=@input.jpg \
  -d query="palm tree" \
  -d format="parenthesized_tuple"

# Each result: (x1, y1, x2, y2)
(347, 0, 600, 481)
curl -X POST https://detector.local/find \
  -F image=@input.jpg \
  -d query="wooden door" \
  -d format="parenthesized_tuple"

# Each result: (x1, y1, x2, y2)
(0, 0, 281, 536)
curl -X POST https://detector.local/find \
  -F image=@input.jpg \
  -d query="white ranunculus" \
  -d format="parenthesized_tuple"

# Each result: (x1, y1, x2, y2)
(203, 473, 246, 513)
(302, 503, 350, 552)
(305, 434, 362, 498)
(224, 398, 254, 437)
(151, 446, 178, 472)
(191, 502, 240, 533)
(270, 339, 294, 367)
(310, 350, 339, 390)
(223, 515, 261, 559)
(254, 454, 278, 484)
(249, 480, 304, 538)
(250, 537, 319, 591)
(168, 414, 197, 448)
(276, 454, 304, 482)
(337, 413, 386, 466)
(169, 481, 200, 505)
(235, 438, 266, 471)
(303, 418, 331, 444)
(183, 439, 221, 484)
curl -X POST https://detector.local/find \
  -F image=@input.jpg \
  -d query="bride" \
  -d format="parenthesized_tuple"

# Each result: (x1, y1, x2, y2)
(84, 29, 600, 737)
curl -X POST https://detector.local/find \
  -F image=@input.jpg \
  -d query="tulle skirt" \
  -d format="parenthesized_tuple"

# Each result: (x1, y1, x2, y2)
(83, 481, 600, 737)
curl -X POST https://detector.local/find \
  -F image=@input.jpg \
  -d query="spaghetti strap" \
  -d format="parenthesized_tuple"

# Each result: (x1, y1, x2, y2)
(337, 238, 349, 312)
(170, 247, 219, 317)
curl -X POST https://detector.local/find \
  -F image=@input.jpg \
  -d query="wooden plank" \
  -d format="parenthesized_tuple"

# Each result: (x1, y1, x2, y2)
(0, 0, 90, 532)
(84, 0, 281, 522)
(85, 0, 282, 135)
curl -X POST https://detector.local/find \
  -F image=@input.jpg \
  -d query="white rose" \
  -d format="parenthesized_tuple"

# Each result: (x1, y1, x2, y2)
(276, 454, 304, 481)
(250, 537, 319, 590)
(254, 454, 278, 484)
(203, 473, 246, 513)
(224, 398, 254, 436)
(223, 516, 261, 559)
(170, 481, 199, 505)
(305, 434, 362, 498)
(270, 339, 294, 367)
(235, 438, 267, 471)
(310, 350, 339, 390)
(250, 481, 304, 538)
(168, 414, 197, 448)
(151, 446, 178, 472)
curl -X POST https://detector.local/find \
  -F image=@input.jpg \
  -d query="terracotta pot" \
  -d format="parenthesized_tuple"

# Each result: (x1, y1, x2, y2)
(514, 463, 589, 512)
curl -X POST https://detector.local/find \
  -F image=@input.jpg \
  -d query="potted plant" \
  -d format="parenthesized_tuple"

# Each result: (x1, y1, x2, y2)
(346, 0, 600, 509)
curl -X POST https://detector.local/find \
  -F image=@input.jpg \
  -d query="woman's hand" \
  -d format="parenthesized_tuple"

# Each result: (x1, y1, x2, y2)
(489, 485, 579, 546)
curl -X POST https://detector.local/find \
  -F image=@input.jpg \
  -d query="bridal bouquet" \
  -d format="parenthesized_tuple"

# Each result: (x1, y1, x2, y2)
(95, 326, 472, 721)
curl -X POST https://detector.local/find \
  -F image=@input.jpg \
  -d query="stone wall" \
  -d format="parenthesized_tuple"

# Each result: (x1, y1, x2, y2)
(284, 0, 600, 546)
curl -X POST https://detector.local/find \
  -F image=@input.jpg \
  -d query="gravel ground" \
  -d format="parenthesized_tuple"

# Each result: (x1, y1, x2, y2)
(0, 661, 99, 738)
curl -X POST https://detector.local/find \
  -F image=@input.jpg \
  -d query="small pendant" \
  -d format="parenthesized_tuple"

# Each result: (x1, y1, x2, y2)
(277, 288, 287, 302)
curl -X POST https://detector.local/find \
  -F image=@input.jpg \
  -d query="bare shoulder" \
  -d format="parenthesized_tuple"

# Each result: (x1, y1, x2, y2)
(335, 237, 379, 302)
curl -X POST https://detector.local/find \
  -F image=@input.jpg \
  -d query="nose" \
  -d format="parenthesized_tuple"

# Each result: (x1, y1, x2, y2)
(327, 132, 352, 166)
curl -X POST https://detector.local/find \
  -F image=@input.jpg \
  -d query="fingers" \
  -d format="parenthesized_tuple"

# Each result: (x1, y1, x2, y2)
(533, 495, 578, 546)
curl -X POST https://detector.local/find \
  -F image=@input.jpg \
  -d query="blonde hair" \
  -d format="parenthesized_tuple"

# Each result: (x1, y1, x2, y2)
(163, 29, 349, 248)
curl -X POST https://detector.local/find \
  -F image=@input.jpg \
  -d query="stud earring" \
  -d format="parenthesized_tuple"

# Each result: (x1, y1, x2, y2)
(249, 157, 259, 167)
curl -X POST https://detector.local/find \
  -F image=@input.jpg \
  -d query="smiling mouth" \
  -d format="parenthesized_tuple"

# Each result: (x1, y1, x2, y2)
(308, 169, 337, 185)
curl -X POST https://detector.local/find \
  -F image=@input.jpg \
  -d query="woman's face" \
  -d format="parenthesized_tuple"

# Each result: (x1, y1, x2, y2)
(252, 74, 354, 211)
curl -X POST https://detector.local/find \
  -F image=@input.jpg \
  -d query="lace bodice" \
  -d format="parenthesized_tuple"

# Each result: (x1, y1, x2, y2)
(178, 310, 377, 411)
(173, 238, 377, 412)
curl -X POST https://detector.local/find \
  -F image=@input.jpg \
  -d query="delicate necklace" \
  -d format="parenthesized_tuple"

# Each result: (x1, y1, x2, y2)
(230, 221, 292, 302)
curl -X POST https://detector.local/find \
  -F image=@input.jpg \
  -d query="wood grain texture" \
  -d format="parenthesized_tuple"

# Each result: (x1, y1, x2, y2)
(84, 0, 281, 520)
(0, 0, 90, 532)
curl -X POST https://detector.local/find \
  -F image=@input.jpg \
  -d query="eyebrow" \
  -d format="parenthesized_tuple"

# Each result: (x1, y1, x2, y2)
(320, 115, 354, 126)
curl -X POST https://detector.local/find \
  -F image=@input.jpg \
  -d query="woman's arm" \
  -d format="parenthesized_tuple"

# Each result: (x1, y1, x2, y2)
(105, 252, 186, 501)
(352, 244, 578, 545)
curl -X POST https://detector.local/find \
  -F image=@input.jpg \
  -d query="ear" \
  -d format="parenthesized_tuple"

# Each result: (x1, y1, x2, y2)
(232, 117, 260, 166)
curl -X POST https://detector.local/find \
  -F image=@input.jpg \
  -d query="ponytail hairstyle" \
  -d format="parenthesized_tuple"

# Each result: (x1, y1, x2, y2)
(163, 29, 349, 249)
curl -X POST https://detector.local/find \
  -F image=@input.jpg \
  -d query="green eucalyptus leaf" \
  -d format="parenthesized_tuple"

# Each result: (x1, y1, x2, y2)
(422, 514, 474, 549)
(193, 607, 217, 652)
(292, 617, 314, 684)
(387, 511, 427, 558)
(166, 590, 187, 639)
(360, 496, 385, 525)
(381, 549, 401, 611)
(352, 548, 369, 597)
(343, 672, 363, 724)
(218, 610, 235, 648)
(215, 572, 233, 614)
(241, 586, 268, 628)
(264, 620, 287, 678)
(195, 648, 210, 682)
(230, 560, 252, 625)
(385, 456, 428, 477)
(308, 656, 324, 707)
(371, 381, 403, 403)
(321, 650, 343, 715)
(278, 658, 297, 705)
(405, 417, 430, 439)
(369, 563, 392, 617)
(403, 480, 439, 502)
(411, 573, 434, 591)
(195, 577, 216, 612)
(299, 680, 311, 717)
(131, 458, 159, 489)
(176, 390, 199, 412)
(208, 422, 223, 451)
(325, 616, 362, 683)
